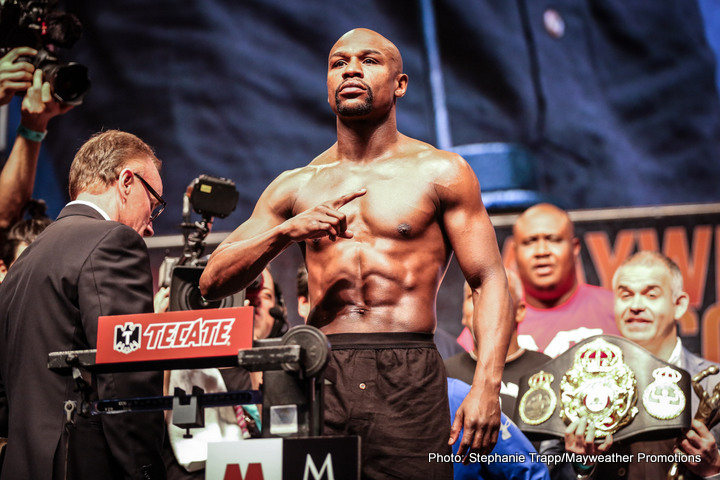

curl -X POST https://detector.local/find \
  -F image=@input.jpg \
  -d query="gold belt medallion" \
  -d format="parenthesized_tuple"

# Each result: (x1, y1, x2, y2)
(560, 338, 638, 437)
(518, 371, 557, 425)
(643, 366, 686, 420)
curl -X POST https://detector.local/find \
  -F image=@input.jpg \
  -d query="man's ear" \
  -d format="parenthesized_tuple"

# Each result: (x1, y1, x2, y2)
(572, 236, 581, 258)
(394, 73, 408, 98)
(117, 168, 134, 199)
(673, 292, 689, 321)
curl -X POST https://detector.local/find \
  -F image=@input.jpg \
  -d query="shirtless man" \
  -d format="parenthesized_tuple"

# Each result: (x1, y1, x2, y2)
(200, 28, 512, 478)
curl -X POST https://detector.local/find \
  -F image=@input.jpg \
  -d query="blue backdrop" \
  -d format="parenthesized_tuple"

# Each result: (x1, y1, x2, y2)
(4, 0, 720, 236)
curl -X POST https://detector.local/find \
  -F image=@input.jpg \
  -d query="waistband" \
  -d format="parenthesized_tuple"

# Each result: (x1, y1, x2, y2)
(326, 332, 436, 350)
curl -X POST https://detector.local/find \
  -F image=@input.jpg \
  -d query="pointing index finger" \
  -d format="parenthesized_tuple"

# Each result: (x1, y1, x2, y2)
(332, 188, 366, 209)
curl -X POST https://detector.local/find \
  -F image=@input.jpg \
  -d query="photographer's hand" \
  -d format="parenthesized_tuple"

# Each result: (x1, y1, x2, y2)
(20, 69, 74, 132)
(153, 287, 170, 314)
(0, 67, 75, 230)
(0, 47, 37, 106)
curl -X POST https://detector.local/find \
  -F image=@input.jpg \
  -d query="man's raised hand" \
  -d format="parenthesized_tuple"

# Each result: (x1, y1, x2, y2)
(287, 188, 366, 242)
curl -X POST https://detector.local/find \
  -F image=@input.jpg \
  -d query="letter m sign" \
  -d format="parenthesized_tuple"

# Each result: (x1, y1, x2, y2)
(303, 454, 334, 480)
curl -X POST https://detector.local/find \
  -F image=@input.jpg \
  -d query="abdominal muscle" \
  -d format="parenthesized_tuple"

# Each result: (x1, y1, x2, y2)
(304, 235, 447, 335)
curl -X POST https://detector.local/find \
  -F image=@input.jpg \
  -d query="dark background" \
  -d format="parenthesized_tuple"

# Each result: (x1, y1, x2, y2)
(3, 0, 720, 334)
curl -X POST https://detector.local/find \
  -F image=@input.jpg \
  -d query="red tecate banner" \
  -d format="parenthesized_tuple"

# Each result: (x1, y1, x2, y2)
(95, 306, 253, 364)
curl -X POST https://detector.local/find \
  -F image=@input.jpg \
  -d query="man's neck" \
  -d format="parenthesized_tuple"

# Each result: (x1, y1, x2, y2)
(523, 280, 579, 310)
(525, 285, 577, 310)
(74, 191, 118, 221)
(335, 114, 400, 162)
(642, 334, 680, 363)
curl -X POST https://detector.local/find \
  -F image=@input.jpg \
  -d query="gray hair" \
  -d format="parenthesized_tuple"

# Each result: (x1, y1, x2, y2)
(612, 251, 684, 299)
(69, 130, 160, 200)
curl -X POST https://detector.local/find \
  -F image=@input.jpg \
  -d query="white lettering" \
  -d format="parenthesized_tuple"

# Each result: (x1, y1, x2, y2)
(303, 453, 334, 480)
(142, 318, 235, 349)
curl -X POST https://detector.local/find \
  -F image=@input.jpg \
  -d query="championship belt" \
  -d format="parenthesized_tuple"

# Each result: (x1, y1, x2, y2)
(559, 338, 638, 437)
(513, 335, 692, 442)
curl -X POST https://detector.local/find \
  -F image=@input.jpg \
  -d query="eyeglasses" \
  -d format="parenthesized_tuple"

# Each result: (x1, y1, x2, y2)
(133, 172, 166, 221)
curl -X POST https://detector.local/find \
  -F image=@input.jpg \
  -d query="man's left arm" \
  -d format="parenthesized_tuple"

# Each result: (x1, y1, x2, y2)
(441, 154, 514, 458)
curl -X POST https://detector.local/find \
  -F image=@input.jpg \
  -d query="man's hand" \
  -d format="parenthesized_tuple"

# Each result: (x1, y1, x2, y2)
(564, 417, 613, 458)
(449, 385, 501, 462)
(20, 69, 74, 131)
(0, 47, 36, 105)
(676, 419, 720, 477)
(284, 188, 366, 242)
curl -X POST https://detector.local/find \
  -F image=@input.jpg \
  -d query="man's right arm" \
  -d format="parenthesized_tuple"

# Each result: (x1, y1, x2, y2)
(199, 171, 365, 300)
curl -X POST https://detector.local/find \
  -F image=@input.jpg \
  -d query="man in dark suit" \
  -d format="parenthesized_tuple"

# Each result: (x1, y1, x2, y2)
(0, 130, 167, 479)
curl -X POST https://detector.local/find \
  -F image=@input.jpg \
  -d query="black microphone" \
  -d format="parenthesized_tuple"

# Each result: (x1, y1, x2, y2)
(268, 306, 288, 338)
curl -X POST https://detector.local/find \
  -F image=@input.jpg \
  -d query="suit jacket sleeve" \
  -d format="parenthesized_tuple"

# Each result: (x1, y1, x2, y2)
(78, 224, 165, 479)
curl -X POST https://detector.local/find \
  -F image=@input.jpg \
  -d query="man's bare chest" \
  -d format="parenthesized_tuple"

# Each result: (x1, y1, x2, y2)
(295, 168, 439, 240)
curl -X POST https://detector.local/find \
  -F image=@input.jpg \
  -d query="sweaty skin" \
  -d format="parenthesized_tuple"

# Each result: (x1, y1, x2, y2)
(199, 28, 513, 458)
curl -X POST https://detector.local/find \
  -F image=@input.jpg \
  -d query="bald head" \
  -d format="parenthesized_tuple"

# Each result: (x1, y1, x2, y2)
(513, 203, 573, 239)
(330, 28, 403, 75)
(512, 203, 579, 307)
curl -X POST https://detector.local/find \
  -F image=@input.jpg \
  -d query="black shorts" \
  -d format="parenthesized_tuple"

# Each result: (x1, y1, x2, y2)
(323, 333, 453, 480)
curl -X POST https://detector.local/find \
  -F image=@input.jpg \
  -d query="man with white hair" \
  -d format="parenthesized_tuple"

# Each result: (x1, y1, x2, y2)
(563, 251, 720, 479)
(0, 130, 166, 480)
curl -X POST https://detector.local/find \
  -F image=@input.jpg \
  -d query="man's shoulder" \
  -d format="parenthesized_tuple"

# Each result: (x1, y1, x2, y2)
(44, 215, 148, 266)
(407, 138, 466, 168)
(567, 283, 614, 309)
(681, 346, 720, 374)
(395, 140, 481, 202)
(57, 210, 143, 244)
(577, 283, 613, 298)
(268, 157, 337, 196)
(526, 284, 613, 317)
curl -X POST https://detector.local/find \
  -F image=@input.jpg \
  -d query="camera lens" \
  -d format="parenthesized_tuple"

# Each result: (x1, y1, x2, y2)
(49, 62, 90, 105)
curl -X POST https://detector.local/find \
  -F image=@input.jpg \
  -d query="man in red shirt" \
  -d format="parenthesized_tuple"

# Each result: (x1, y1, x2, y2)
(512, 203, 619, 357)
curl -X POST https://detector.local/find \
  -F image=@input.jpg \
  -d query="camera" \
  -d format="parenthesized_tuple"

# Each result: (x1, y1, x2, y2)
(160, 174, 242, 311)
(188, 175, 239, 219)
(0, 0, 90, 105)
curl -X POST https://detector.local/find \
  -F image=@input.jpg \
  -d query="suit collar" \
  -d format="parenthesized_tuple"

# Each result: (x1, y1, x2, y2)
(57, 202, 108, 221)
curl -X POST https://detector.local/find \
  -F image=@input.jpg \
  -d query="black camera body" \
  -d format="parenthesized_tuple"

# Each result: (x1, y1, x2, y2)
(160, 174, 241, 311)
(0, 0, 90, 105)
(188, 175, 239, 219)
